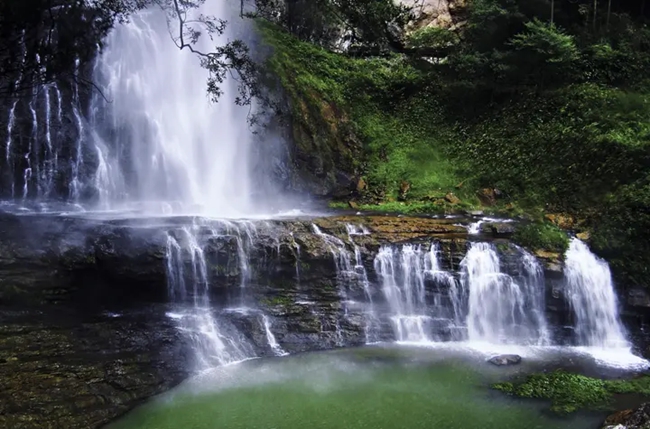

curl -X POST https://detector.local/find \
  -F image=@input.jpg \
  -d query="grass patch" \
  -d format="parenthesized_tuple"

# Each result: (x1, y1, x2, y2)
(493, 370, 650, 414)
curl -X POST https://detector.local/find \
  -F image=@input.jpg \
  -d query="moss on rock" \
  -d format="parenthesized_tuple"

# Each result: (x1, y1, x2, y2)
(493, 370, 650, 414)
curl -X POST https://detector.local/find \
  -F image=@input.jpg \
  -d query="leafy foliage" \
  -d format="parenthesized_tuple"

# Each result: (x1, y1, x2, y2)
(512, 222, 569, 253)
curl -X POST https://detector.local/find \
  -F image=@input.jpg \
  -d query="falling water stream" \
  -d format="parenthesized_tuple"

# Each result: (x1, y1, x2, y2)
(461, 242, 550, 346)
(564, 238, 630, 349)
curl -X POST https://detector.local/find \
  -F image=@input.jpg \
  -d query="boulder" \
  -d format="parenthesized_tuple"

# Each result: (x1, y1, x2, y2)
(445, 192, 461, 205)
(482, 222, 516, 236)
(399, 181, 411, 200)
(602, 403, 650, 429)
(477, 188, 497, 206)
(356, 178, 367, 193)
(545, 213, 575, 230)
(488, 354, 522, 366)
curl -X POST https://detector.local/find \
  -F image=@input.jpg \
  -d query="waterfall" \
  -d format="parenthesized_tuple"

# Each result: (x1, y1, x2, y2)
(312, 224, 377, 344)
(1, 1, 291, 215)
(374, 243, 457, 343)
(346, 223, 380, 343)
(564, 238, 629, 349)
(164, 224, 256, 369)
(89, 3, 259, 216)
(262, 314, 288, 356)
(461, 242, 549, 345)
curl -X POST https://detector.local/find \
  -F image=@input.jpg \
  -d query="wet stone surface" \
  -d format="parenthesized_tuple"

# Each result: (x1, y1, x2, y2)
(0, 306, 190, 429)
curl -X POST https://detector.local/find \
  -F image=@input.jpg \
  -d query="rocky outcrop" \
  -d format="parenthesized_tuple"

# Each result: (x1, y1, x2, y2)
(399, 0, 468, 30)
(488, 354, 522, 366)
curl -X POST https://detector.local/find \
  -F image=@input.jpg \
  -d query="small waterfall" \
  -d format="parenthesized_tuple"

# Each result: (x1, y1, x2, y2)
(564, 238, 629, 349)
(461, 242, 549, 345)
(374, 243, 456, 343)
(312, 224, 377, 344)
(164, 225, 255, 369)
(346, 223, 380, 343)
(262, 314, 288, 356)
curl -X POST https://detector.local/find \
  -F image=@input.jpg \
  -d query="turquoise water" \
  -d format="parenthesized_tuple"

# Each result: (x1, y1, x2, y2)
(108, 346, 605, 429)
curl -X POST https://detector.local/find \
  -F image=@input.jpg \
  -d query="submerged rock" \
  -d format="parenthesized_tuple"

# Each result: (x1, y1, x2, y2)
(488, 354, 522, 366)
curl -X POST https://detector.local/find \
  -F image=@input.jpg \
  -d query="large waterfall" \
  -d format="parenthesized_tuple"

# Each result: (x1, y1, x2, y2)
(2, 1, 288, 217)
(93, 5, 257, 215)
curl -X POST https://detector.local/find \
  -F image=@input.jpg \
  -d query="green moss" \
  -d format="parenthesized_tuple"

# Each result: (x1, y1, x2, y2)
(261, 296, 294, 307)
(328, 202, 349, 210)
(494, 370, 650, 414)
(512, 222, 569, 253)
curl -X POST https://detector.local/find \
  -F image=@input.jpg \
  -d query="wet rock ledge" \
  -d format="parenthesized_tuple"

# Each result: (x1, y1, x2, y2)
(0, 211, 643, 428)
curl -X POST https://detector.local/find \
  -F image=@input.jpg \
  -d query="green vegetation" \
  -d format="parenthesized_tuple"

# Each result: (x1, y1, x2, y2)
(328, 200, 469, 214)
(259, 0, 650, 286)
(261, 295, 294, 307)
(512, 222, 570, 253)
(494, 370, 650, 414)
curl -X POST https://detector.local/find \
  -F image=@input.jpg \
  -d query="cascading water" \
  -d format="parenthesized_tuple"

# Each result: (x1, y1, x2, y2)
(164, 219, 296, 369)
(90, 3, 259, 216)
(564, 238, 629, 349)
(346, 224, 380, 343)
(311, 224, 378, 344)
(374, 243, 457, 343)
(262, 314, 288, 356)
(165, 225, 255, 369)
(461, 242, 549, 345)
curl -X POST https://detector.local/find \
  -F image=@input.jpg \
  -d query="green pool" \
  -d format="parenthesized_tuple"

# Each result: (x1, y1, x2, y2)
(107, 345, 605, 429)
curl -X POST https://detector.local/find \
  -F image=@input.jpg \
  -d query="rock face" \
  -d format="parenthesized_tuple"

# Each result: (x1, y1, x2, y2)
(0, 307, 190, 429)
